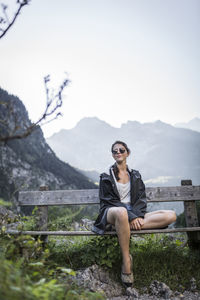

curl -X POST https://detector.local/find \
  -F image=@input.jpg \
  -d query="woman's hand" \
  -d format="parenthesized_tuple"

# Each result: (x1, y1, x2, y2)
(130, 217, 144, 230)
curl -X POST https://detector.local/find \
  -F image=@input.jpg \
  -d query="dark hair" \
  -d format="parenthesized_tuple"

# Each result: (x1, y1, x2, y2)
(111, 141, 131, 181)
(111, 140, 131, 154)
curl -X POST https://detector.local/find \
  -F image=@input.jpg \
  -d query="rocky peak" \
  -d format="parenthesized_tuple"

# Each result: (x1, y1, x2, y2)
(0, 87, 96, 203)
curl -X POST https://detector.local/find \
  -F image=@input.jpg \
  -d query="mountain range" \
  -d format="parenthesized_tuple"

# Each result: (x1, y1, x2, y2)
(175, 118, 200, 133)
(47, 117, 200, 187)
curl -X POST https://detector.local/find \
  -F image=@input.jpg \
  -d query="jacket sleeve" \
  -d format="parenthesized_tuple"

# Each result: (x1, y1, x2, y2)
(99, 175, 119, 208)
(131, 172, 147, 218)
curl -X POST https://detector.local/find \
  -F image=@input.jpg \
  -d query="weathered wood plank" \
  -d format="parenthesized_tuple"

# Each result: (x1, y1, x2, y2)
(18, 186, 200, 206)
(184, 201, 199, 227)
(19, 189, 99, 206)
(4, 227, 200, 236)
(182, 180, 200, 247)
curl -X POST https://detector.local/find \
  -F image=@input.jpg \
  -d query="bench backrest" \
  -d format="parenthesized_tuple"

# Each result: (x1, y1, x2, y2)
(15, 182, 200, 246)
(18, 185, 200, 206)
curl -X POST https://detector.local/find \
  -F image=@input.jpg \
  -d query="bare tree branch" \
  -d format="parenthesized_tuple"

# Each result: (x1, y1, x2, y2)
(0, 2, 70, 143)
(0, 0, 30, 39)
(0, 75, 70, 142)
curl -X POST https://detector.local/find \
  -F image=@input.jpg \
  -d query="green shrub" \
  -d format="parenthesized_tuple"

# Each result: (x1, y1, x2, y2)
(4, 234, 45, 262)
(48, 233, 200, 291)
(0, 257, 105, 300)
(1, 210, 200, 296)
(0, 235, 105, 300)
(131, 234, 200, 290)
(48, 235, 123, 271)
(48, 205, 98, 223)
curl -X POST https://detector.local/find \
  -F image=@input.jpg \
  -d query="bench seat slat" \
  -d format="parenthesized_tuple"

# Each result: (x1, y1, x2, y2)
(5, 227, 200, 236)
(18, 186, 200, 206)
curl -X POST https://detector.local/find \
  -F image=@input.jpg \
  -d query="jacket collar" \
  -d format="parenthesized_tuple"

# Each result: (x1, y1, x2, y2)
(100, 164, 138, 186)
(100, 164, 140, 202)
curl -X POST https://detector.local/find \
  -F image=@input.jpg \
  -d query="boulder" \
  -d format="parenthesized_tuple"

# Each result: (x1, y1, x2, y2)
(75, 264, 124, 298)
(149, 280, 173, 299)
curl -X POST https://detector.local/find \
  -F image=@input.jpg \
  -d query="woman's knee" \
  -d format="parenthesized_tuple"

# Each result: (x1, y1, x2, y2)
(115, 207, 128, 222)
(107, 207, 128, 224)
(164, 210, 176, 224)
(168, 210, 176, 223)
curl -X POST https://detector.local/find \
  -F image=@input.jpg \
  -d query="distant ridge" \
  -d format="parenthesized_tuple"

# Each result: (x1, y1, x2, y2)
(175, 117, 200, 132)
(46, 117, 200, 187)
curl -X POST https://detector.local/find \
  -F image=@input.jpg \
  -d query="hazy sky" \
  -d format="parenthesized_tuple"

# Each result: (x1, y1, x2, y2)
(0, 0, 199, 137)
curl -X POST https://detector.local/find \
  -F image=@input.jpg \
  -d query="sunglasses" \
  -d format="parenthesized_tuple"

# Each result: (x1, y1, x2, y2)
(112, 148, 126, 155)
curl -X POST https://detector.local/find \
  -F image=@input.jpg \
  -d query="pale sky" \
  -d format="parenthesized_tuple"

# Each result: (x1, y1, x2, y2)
(0, 0, 199, 137)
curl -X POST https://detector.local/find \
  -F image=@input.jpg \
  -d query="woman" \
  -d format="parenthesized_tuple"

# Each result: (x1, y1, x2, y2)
(92, 140, 176, 287)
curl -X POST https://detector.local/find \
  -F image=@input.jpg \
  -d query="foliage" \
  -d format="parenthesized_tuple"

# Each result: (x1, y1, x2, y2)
(48, 206, 85, 230)
(1, 209, 200, 297)
(175, 212, 186, 227)
(20, 214, 37, 231)
(4, 234, 46, 262)
(0, 234, 105, 300)
(0, 255, 104, 300)
(48, 233, 200, 292)
(48, 204, 99, 224)
(0, 200, 19, 232)
(0, 198, 12, 207)
(131, 234, 200, 290)
(20, 205, 97, 231)
(48, 235, 122, 271)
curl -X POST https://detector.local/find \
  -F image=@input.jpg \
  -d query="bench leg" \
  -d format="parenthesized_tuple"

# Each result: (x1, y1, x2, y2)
(36, 205, 48, 245)
(182, 180, 200, 249)
(184, 201, 200, 249)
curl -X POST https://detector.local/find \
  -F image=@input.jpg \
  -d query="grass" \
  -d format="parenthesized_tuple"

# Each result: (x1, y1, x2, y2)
(47, 233, 200, 292)
(131, 234, 200, 291)
(0, 226, 200, 298)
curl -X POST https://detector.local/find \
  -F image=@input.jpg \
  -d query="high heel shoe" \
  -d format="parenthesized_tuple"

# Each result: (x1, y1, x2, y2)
(121, 254, 134, 287)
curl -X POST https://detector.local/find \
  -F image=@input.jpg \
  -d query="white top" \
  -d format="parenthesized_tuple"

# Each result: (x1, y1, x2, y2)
(111, 168, 131, 203)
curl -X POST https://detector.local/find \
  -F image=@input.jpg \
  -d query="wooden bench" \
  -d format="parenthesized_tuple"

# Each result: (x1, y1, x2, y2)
(6, 179, 200, 248)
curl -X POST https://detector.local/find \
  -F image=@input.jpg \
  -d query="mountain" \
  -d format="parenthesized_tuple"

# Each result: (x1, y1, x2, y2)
(175, 118, 200, 132)
(0, 88, 96, 203)
(47, 117, 200, 187)
(75, 168, 100, 184)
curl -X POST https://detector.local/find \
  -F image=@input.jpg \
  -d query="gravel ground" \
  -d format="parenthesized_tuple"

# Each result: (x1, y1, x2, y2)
(108, 290, 200, 299)
(75, 265, 200, 300)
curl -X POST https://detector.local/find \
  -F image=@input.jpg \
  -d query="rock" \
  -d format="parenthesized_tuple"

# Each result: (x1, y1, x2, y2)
(80, 218, 94, 230)
(190, 278, 197, 292)
(182, 290, 200, 299)
(73, 221, 80, 231)
(5, 221, 22, 230)
(108, 297, 130, 300)
(0, 205, 18, 225)
(75, 264, 124, 298)
(140, 287, 148, 294)
(0, 88, 96, 206)
(126, 286, 139, 298)
(74, 265, 200, 300)
(149, 280, 173, 299)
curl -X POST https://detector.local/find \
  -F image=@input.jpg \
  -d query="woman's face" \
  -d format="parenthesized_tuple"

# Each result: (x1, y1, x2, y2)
(112, 143, 129, 163)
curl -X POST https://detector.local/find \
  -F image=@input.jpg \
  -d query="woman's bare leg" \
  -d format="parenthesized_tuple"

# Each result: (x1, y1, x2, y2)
(107, 207, 131, 273)
(142, 210, 176, 229)
(106, 208, 176, 271)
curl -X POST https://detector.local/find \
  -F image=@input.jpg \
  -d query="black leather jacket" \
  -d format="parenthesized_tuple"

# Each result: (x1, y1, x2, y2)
(92, 165, 147, 235)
